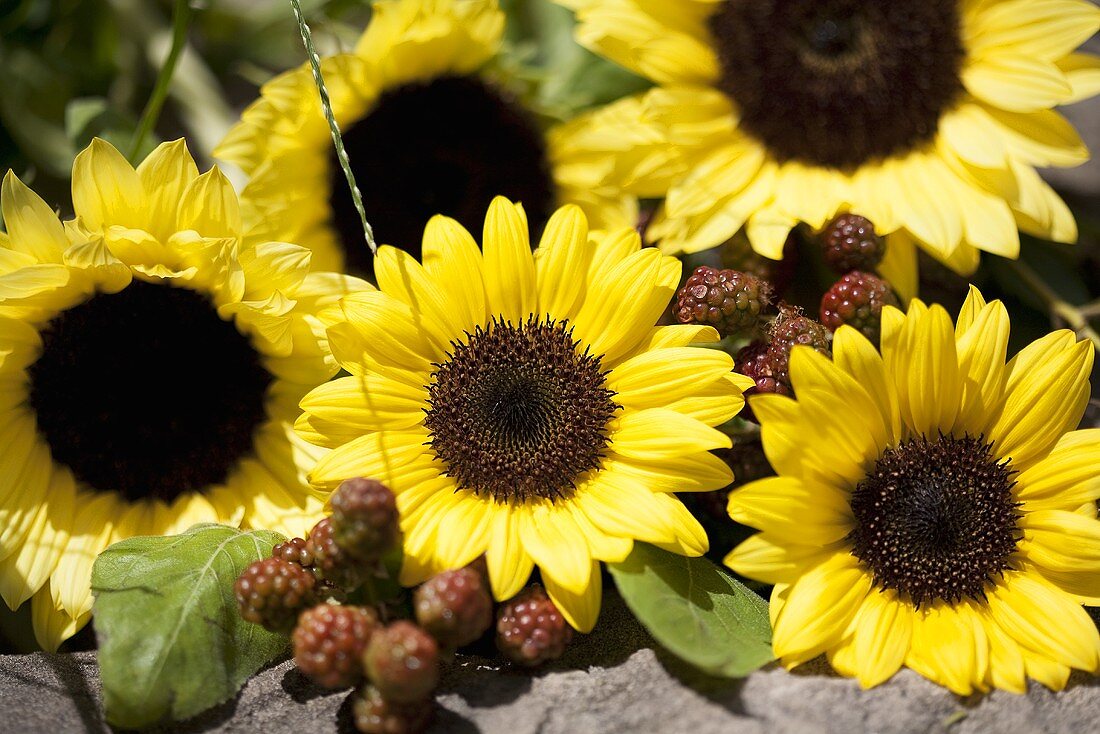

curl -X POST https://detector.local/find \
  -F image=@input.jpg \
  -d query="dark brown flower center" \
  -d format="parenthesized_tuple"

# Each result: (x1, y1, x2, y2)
(28, 279, 272, 502)
(709, 0, 965, 169)
(848, 435, 1020, 607)
(329, 75, 555, 278)
(424, 317, 619, 503)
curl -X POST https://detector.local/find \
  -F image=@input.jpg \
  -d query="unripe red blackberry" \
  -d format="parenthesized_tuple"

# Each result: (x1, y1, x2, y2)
(306, 517, 360, 590)
(496, 586, 573, 667)
(272, 537, 313, 567)
(293, 603, 379, 689)
(235, 557, 315, 633)
(733, 341, 791, 399)
(821, 213, 884, 273)
(352, 684, 433, 734)
(767, 305, 831, 386)
(675, 266, 772, 338)
(820, 271, 899, 343)
(364, 621, 440, 704)
(414, 567, 493, 650)
(330, 478, 400, 561)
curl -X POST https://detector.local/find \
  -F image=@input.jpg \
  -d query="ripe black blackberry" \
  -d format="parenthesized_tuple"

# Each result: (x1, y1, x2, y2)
(496, 585, 573, 667)
(352, 684, 433, 734)
(293, 603, 379, 689)
(674, 265, 772, 338)
(821, 213, 885, 273)
(235, 557, 316, 633)
(272, 537, 313, 567)
(414, 566, 494, 650)
(820, 271, 900, 343)
(364, 621, 440, 704)
(306, 516, 361, 590)
(330, 477, 400, 561)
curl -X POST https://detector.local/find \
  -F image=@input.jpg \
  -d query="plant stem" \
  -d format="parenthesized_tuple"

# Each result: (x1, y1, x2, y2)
(1005, 258, 1100, 353)
(128, 0, 193, 162)
(290, 0, 377, 256)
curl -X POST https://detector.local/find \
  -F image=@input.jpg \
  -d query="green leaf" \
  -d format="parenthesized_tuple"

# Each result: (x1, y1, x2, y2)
(608, 543, 774, 678)
(91, 523, 289, 729)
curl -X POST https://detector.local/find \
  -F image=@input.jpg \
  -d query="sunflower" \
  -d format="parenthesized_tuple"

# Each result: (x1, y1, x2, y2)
(724, 286, 1099, 693)
(215, 0, 634, 279)
(0, 138, 364, 650)
(296, 196, 750, 630)
(559, 0, 1100, 276)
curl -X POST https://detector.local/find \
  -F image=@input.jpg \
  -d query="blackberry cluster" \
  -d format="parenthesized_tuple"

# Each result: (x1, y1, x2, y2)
(414, 566, 494, 650)
(364, 621, 441, 703)
(331, 477, 401, 562)
(733, 304, 831, 418)
(496, 585, 573, 667)
(674, 265, 772, 338)
(307, 516, 362, 590)
(294, 604, 379, 688)
(352, 684, 433, 734)
(820, 271, 900, 343)
(821, 214, 885, 273)
(234, 557, 316, 633)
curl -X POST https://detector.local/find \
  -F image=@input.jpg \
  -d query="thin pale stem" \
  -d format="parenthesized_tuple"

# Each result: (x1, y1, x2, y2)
(289, 0, 376, 256)
(128, 0, 193, 162)
(1005, 258, 1100, 353)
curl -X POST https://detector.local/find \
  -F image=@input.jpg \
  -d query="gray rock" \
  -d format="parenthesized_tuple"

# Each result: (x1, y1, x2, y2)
(0, 592, 1095, 734)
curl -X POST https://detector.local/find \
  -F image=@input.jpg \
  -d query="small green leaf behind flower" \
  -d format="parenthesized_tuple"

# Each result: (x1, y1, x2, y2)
(91, 523, 290, 729)
(608, 543, 774, 678)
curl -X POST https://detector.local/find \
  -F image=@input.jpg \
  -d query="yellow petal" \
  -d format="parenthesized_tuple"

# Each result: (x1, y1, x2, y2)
(727, 477, 853, 545)
(374, 245, 467, 350)
(177, 166, 242, 238)
(1, 172, 67, 262)
(723, 533, 830, 585)
(135, 139, 200, 240)
(486, 506, 534, 601)
(32, 582, 90, 652)
(772, 553, 870, 663)
(308, 429, 432, 489)
(991, 333, 1092, 468)
(605, 347, 734, 410)
(421, 215, 488, 334)
(519, 503, 592, 595)
(545, 560, 602, 633)
(482, 197, 536, 323)
(987, 572, 1099, 673)
(851, 590, 911, 689)
(611, 408, 730, 458)
(1016, 429, 1100, 511)
(534, 204, 592, 320)
(71, 138, 144, 232)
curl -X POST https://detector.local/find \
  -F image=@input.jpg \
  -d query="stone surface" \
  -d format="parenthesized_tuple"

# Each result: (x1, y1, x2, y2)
(0, 592, 1095, 734)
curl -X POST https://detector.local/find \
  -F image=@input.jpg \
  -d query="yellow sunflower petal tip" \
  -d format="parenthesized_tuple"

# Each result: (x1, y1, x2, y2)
(726, 286, 1100, 693)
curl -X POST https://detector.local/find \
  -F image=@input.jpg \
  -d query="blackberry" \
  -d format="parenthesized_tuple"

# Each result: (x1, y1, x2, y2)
(820, 271, 899, 343)
(414, 566, 493, 650)
(496, 586, 573, 667)
(674, 265, 771, 338)
(767, 304, 830, 386)
(330, 477, 401, 561)
(235, 557, 316, 633)
(352, 684, 433, 734)
(733, 341, 790, 399)
(293, 604, 379, 689)
(272, 537, 313, 567)
(364, 621, 440, 704)
(307, 516, 361, 590)
(821, 213, 885, 273)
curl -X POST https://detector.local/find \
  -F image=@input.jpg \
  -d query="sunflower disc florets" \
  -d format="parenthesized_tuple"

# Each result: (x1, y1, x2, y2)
(675, 265, 772, 338)
(235, 557, 316, 633)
